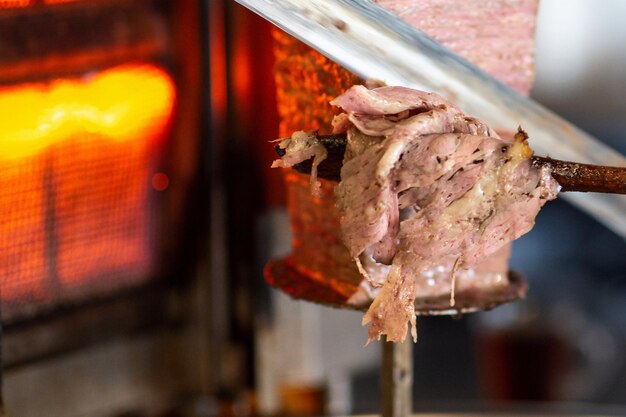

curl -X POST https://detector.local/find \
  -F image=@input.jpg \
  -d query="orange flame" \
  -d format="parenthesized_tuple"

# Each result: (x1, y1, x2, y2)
(0, 64, 175, 161)
(0, 0, 79, 6)
(0, 64, 176, 318)
(0, 0, 33, 8)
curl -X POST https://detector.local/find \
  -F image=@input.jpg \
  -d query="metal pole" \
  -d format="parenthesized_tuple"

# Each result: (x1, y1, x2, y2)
(381, 338, 413, 417)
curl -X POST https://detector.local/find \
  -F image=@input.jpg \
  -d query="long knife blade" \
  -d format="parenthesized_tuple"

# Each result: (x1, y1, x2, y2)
(234, 0, 626, 238)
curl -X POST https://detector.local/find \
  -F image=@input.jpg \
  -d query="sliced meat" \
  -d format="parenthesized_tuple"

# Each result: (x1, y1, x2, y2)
(274, 85, 559, 343)
(332, 85, 558, 342)
(375, 0, 540, 95)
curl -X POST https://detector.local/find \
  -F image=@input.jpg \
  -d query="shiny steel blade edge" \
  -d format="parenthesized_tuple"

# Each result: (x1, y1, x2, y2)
(234, 0, 626, 239)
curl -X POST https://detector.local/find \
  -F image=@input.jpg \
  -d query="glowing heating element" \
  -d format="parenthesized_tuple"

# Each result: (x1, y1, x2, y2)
(0, 0, 78, 7)
(0, 0, 32, 8)
(0, 64, 176, 320)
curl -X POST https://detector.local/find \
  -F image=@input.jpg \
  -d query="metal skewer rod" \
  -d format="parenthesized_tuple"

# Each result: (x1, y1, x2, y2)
(275, 134, 626, 195)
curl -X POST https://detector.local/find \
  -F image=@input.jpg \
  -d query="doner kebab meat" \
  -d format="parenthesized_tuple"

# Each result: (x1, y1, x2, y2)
(272, 84, 560, 343)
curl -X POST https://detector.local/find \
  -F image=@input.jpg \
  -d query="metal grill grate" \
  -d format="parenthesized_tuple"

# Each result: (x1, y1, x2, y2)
(0, 63, 176, 322)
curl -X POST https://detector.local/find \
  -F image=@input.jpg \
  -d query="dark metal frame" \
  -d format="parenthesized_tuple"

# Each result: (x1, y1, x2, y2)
(0, 0, 220, 413)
